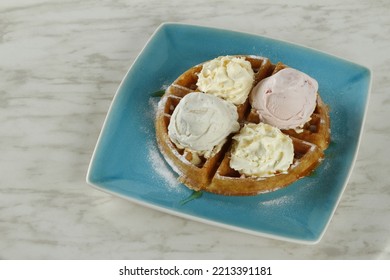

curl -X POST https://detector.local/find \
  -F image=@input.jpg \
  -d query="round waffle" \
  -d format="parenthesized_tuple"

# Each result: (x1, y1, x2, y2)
(155, 55, 330, 196)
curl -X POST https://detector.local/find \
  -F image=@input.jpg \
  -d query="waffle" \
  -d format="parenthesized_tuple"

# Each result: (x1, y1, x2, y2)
(155, 55, 330, 196)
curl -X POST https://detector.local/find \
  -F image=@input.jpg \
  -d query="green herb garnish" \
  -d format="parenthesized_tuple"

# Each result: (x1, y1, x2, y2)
(308, 169, 318, 177)
(180, 190, 203, 205)
(151, 89, 165, 97)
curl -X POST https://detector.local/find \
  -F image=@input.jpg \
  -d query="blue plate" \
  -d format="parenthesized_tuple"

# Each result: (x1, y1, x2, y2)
(87, 23, 371, 244)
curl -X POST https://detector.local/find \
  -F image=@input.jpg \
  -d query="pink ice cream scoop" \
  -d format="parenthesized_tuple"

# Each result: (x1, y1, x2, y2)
(250, 68, 318, 130)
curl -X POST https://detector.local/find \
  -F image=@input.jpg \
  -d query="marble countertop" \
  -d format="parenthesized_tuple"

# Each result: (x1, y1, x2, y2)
(1, 0, 389, 259)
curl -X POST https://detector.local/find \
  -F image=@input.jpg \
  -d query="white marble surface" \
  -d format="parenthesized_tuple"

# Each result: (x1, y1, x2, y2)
(1, 0, 389, 259)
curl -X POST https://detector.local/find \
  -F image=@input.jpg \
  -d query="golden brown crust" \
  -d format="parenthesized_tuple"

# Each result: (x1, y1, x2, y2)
(155, 55, 330, 196)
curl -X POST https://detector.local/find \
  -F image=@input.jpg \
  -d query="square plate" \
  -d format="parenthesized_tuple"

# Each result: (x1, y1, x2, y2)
(86, 23, 371, 244)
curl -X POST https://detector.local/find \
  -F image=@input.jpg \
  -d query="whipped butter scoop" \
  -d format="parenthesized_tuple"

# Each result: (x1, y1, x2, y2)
(250, 68, 318, 130)
(196, 56, 254, 105)
(230, 123, 294, 177)
(168, 92, 240, 158)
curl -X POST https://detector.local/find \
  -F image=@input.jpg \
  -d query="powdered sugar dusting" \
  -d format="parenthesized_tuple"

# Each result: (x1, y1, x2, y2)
(259, 195, 293, 206)
(148, 96, 159, 117)
(147, 140, 181, 191)
(145, 96, 182, 192)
